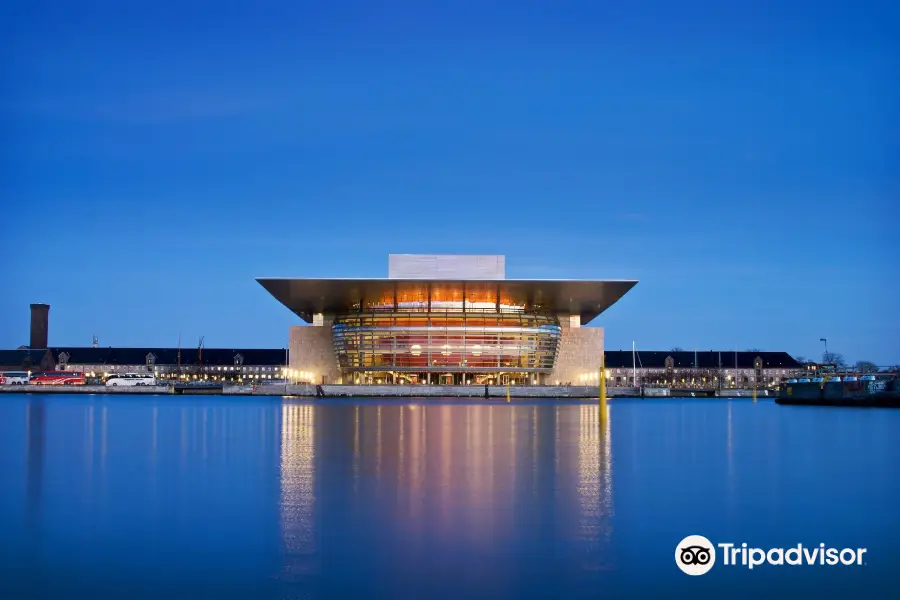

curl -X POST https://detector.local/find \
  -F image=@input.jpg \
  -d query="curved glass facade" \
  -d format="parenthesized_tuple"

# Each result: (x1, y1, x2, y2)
(332, 311, 561, 376)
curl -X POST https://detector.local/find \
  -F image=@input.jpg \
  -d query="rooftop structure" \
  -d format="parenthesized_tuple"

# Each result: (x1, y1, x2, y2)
(388, 254, 506, 279)
(29, 304, 49, 350)
(258, 254, 637, 385)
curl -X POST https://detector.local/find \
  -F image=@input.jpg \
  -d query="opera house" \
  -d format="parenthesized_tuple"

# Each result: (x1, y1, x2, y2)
(258, 255, 636, 386)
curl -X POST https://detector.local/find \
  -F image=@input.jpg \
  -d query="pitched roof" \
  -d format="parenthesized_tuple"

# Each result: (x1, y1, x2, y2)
(48, 347, 286, 366)
(0, 348, 49, 368)
(604, 350, 801, 370)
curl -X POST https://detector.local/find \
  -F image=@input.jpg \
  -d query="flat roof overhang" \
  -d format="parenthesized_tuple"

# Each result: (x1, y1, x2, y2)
(256, 278, 638, 325)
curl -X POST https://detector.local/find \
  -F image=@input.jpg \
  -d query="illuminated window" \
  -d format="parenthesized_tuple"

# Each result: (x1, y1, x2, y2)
(333, 312, 560, 373)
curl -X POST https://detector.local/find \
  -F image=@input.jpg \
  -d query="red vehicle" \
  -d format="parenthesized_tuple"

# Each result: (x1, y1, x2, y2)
(29, 371, 86, 385)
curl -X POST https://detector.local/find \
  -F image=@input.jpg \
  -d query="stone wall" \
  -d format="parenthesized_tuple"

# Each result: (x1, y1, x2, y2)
(549, 317, 604, 385)
(289, 319, 342, 384)
(0, 385, 170, 394)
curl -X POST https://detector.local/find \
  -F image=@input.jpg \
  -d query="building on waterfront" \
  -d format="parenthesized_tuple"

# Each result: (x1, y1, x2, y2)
(1, 304, 290, 382)
(0, 345, 805, 389)
(46, 347, 289, 382)
(0, 346, 288, 383)
(0, 345, 807, 389)
(602, 350, 804, 390)
(2, 278, 807, 389)
(258, 254, 638, 385)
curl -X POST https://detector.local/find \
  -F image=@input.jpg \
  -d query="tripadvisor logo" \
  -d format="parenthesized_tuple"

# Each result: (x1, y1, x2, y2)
(675, 535, 867, 575)
(676, 535, 716, 575)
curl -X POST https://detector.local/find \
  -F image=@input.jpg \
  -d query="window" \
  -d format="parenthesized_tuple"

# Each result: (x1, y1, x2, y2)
(665, 356, 675, 373)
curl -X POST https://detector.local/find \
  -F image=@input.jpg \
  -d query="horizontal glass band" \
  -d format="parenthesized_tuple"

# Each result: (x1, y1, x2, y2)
(332, 311, 561, 372)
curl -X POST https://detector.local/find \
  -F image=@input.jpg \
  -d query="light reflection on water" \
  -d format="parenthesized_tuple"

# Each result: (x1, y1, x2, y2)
(0, 396, 898, 599)
(275, 401, 616, 595)
(281, 404, 316, 580)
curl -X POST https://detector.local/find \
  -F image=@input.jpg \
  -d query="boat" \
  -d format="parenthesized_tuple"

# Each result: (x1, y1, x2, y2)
(776, 375, 900, 408)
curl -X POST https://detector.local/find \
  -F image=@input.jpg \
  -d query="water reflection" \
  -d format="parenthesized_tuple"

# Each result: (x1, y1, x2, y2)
(281, 404, 317, 580)
(85, 403, 94, 490)
(25, 399, 45, 530)
(578, 405, 614, 571)
(726, 401, 735, 521)
(277, 402, 616, 594)
(2, 397, 897, 599)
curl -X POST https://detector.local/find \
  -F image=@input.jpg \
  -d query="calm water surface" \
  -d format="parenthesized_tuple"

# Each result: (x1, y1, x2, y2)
(0, 395, 898, 599)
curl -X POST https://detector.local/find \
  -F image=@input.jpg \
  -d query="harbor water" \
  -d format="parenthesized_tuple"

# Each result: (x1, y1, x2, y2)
(0, 395, 898, 599)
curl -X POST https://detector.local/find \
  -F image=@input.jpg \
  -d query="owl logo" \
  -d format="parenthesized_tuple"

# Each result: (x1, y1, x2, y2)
(676, 535, 716, 575)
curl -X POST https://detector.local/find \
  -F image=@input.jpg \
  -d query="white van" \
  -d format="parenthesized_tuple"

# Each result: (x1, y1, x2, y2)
(106, 373, 156, 387)
(0, 371, 30, 385)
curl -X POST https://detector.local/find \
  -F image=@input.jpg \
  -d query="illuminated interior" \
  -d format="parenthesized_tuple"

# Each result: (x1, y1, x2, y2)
(258, 270, 640, 385)
(331, 283, 560, 383)
(333, 311, 560, 383)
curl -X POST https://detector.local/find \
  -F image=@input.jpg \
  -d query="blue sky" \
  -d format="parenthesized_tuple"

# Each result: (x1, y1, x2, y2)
(1, 0, 897, 364)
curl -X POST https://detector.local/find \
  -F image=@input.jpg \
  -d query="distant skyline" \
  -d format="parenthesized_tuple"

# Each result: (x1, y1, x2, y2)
(1, 0, 898, 364)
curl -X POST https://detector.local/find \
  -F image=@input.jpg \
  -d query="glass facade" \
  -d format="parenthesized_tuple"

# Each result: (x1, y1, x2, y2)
(333, 311, 560, 378)
(326, 283, 561, 384)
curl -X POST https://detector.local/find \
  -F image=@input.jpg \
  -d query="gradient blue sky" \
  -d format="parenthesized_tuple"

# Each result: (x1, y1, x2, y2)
(1, 0, 897, 364)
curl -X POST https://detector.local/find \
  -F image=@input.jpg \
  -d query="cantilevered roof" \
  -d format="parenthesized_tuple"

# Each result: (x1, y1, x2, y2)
(256, 278, 638, 325)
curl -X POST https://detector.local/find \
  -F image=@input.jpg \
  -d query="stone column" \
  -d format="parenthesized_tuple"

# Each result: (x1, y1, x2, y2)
(289, 314, 342, 384)
(549, 315, 604, 385)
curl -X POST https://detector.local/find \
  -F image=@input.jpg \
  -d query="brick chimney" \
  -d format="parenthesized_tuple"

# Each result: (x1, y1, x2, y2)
(30, 303, 50, 350)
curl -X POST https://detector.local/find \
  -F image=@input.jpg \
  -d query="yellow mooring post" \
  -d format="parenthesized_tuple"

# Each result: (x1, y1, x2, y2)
(506, 382, 511, 403)
(599, 359, 608, 421)
(753, 382, 757, 403)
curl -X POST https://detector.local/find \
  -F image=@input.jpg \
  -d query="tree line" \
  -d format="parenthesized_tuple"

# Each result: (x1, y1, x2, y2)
(664, 348, 894, 373)
(794, 352, 885, 374)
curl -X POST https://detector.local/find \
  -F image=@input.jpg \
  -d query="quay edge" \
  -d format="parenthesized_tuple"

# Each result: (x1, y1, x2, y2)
(0, 384, 632, 398)
(1, 384, 775, 399)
